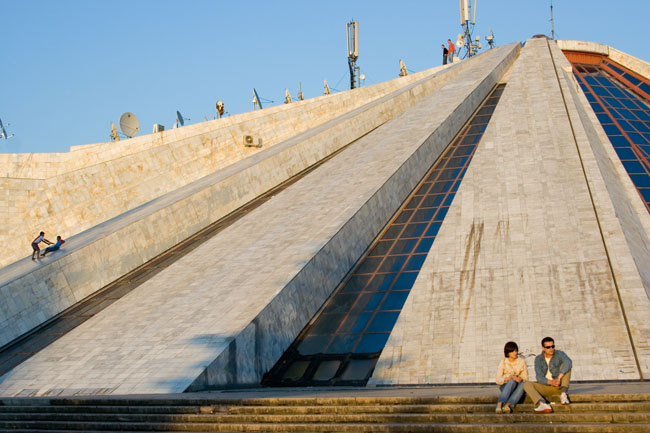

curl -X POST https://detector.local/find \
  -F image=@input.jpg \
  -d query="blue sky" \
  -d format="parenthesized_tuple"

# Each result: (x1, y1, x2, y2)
(2, 0, 649, 154)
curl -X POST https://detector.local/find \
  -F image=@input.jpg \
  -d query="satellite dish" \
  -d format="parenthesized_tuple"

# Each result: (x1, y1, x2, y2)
(119, 112, 140, 138)
(360, 74, 366, 81)
(216, 100, 225, 117)
(176, 110, 184, 127)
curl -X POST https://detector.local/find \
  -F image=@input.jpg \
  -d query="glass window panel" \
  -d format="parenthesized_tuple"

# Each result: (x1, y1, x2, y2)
(477, 105, 495, 116)
(414, 183, 432, 195)
(429, 181, 453, 194)
(644, 133, 650, 143)
(631, 121, 649, 133)
(354, 333, 390, 353)
(367, 312, 400, 332)
(365, 292, 385, 311)
(608, 87, 626, 98)
(435, 206, 450, 221)
(473, 115, 491, 124)
(625, 75, 641, 86)
(405, 195, 423, 209)
(404, 254, 427, 271)
(443, 194, 455, 207)
(378, 255, 407, 273)
(415, 237, 435, 254)
(593, 86, 611, 98)
(596, 113, 612, 124)
(312, 360, 341, 381)
(468, 124, 487, 134)
(341, 275, 370, 293)
(401, 222, 428, 238)
(392, 272, 419, 290)
(461, 134, 481, 145)
(353, 293, 377, 312)
(451, 180, 461, 192)
(636, 111, 650, 122)
(325, 334, 359, 354)
(605, 63, 624, 75)
(426, 221, 443, 237)
(341, 312, 372, 333)
(639, 188, 650, 203)
(640, 83, 650, 95)
(602, 124, 621, 135)
(585, 92, 596, 103)
(596, 76, 612, 86)
(585, 76, 599, 86)
(615, 147, 637, 160)
(618, 109, 638, 121)
(298, 335, 331, 355)
(355, 257, 383, 274)
(365, 273, 397, 292)
(282, 361, 311, 381)
(447, 155, 470, 168)
(590, 102, 605, 113)
(438, 167, 462, 180)
(340, 359, 376, 381)
(603, 97, 623, 109)
(421, 194, 446, 207)
(369, 240, 394, 257)
(390, 238, 418, 255)
(383, 224, 404, 240)
(622, 160, 646, 174)
(630, 174, 650, 188)
(609, 135, 630, 147)
(453, 145, 475, 157)
(326, 293, 361, 313)
(381, 291, 410, 311)
(621, 99, 639, 110)
(412, 208, 438, 222)
(310, 313, 346, 334)
(628, 132, 648, 145)
(395, 209, 414, 223)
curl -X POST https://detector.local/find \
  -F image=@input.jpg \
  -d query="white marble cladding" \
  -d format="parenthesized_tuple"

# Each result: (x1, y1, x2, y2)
(550, 42, 650, 378)
(370, 38, 650, 386)
(0, 53, 484, 351)
(0, 44, 520, 396)
(0, 65, 443, 269)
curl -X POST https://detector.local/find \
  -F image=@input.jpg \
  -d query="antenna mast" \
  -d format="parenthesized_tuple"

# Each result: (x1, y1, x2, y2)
(347, 20, 359, 89)
(550, 0, 555, 40)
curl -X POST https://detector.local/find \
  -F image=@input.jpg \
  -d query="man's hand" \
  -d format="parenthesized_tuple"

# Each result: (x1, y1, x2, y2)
(548, 379, 560, 387)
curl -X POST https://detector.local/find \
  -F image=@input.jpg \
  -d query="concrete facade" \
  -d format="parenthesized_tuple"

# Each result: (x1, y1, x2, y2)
(0, 55, 481, 349)
(369, 38, 650, 385)
(0, 38, 649, 397)
(0, 45, 519, 396)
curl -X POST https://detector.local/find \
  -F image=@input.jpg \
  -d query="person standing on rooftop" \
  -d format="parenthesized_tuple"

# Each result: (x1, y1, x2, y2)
(447, 39, 456, 63)
(441, 44, 448, 65)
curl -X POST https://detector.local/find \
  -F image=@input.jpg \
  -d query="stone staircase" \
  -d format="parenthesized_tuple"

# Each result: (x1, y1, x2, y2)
(1, 393, 649, 432)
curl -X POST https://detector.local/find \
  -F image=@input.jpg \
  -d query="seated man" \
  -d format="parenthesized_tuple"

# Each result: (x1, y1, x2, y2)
(41, 235, 65, 257)
(523, 336, 572, 412)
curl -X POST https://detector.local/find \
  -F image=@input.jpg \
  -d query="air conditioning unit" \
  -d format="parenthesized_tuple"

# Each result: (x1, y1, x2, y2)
(244, 135, 263, 148)
(153, 124, 165, 133)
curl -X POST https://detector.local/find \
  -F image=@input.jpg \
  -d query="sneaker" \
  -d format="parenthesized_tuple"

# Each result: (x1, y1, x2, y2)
(560, 392, 571, 405)
(502, 404, 512, 414)
(495, 406, 502, 414)
(534, 401, 553, 413)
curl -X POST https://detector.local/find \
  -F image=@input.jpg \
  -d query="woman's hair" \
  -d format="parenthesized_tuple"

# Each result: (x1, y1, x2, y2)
(504, 341, 519, 357)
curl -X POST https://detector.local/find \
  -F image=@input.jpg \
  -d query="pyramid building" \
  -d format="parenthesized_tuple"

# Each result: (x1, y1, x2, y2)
(0, 37, 649, 397)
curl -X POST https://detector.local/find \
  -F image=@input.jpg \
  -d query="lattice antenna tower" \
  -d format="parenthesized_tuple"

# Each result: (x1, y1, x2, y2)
(459, 0, 479, 58)
(347, 20, 359, 89)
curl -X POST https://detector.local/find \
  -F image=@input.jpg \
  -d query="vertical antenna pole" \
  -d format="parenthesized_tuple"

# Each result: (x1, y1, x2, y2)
(550, 0, 555, 40)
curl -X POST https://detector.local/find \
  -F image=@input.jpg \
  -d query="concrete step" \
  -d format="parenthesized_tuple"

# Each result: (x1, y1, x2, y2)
(3, 422, 650, 433)
(1, 393, 649, 432)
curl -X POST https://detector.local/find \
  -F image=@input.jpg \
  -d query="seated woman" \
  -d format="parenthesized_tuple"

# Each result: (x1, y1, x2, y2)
(495, 341, 529, 413)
